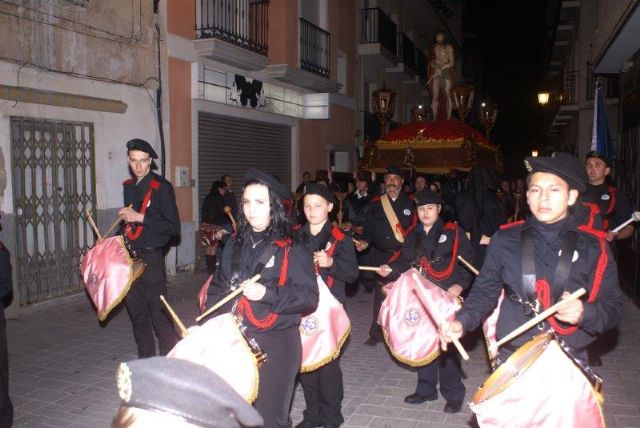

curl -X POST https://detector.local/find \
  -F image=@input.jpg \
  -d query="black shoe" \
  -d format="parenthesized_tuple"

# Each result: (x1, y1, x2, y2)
(364, 337, 380, 346)
(589, 355, 603, 367)
(444, 400, 463, 413)
(294, 421, 320, 428)
(404, 392, 438, 404)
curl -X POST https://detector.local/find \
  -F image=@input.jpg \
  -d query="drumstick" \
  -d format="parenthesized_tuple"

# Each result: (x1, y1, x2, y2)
(224, 206, 237, 232)
(496, 287, 587, 348)
(410, 271, 469, 360)
(359, 266, 391, 272)
(103, 204, 133, 239)
(84, 209, 102, 241)
(457, 255, 479, 275)
(160, 295, 188, 338)
(195, 274, 261, 322)
(610, 211, 640, 233)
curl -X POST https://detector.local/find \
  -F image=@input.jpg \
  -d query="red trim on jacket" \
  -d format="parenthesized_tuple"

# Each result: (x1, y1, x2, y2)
(417, 222, 460, 281)
(124, 178, 160, 241)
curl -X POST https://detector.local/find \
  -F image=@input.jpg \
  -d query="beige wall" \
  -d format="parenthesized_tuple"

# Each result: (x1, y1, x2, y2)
(0, 0, 157, 85)
(168, 57, 193, 222)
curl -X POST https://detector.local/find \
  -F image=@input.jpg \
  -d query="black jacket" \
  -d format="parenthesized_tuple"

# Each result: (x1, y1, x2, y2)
(456, 215, 622, 357)
(122, 172, 180, 250)
(294, 222, 359, 304)
(201, 191, 230, 226)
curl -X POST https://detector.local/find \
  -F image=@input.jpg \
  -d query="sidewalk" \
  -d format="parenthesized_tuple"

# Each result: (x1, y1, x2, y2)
(7, 273, 640, 427)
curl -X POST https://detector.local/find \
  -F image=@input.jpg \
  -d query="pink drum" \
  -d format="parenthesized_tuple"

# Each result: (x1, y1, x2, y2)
(299, 276, 351, 373)
(167, 313, 262, 403)
(471, 332, 605, 428)
(80, 236, 144, 321)
(482, 290, 505, 366)
(378, 269, 461, 366)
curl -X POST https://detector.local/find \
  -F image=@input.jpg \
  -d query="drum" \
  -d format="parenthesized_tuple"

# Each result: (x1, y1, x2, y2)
(482, 290, 505, 367)
(299, 276, 351, 373)
(80, 236, 144, 321)
(471, 332, 605, 428)
(378, 268, 461, 366)
(167, 313, 265, 403)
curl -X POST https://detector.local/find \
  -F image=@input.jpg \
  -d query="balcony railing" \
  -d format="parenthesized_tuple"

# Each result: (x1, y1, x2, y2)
(196, 0, 269, 56)
(360, 8, 397, 56)
(557, 70, 578, 105)
(299, 18, 330, 79)
(396, 33, 416, 71)
(586, 63, 619, 100)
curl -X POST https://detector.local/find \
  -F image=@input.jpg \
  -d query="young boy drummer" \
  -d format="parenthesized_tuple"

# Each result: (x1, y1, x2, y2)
(295, 183, 359, 428)
(440, 153, 622, 366)
(378, 188, 476, 414)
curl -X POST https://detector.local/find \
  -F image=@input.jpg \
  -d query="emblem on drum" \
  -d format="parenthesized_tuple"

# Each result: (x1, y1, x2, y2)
(86, 273, 99, 293)
(403, 307, 422, 327)
(300, 316, 319, 336)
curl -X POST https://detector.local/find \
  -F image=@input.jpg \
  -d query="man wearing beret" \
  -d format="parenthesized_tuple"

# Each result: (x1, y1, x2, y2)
(440, 153, 622, 370)
(378, 188, 476, 413)
(581, 151, 634, 242)
(119, 138, 181, 358)
(356, 165, 417, 346)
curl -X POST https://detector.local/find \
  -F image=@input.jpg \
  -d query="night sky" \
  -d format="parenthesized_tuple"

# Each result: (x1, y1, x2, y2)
(467, 0, 549, 178)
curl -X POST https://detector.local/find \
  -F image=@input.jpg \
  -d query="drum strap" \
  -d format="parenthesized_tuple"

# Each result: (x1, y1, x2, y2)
(521, 227, 577, 304)
(414, 223, 460, 282)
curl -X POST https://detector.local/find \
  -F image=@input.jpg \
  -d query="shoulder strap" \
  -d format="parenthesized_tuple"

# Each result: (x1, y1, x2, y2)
(521, 227, 537, 303)
(380, 194, 405, 242)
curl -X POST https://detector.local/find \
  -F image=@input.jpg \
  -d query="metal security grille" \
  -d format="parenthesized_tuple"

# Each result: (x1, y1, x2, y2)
(197, 112, 291, 215)
(10, 117, 97, 305)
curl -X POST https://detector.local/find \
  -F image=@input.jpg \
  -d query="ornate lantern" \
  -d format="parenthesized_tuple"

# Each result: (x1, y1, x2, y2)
(537, 92, 550, 106)
(479, 102, 498, 139)
(452, 84, 474, 121)
(371, 81, 396, 136)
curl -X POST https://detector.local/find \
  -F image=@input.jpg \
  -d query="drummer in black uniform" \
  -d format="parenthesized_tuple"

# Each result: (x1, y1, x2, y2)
(206, 169, 318, 428)
(440, 153, 622, 365)
(294, 183, 358, 428)
(581, 151, 634, 241)
(378, 188, 475, 413)
(356, 165, 417, 346)
(119, 138, 181, 358)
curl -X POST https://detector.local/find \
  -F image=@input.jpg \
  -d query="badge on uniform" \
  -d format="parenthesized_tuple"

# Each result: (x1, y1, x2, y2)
(403, 209, 411, 216)
(558, 249, 579, 262)
(438, 234, 447, 243)
(600, 194, 610, 201)
(265, 256, 275, 268)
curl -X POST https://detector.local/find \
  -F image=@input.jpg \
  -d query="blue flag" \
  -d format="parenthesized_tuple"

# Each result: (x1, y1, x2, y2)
(590, 82, 614, 162)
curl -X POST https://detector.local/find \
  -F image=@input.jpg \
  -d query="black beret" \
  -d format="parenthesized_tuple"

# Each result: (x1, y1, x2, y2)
(243, 168, 290, 201)
(385, 165, 404, 177)
(355, 170, 371, 183)
(126, 138, 158, 159)
(524, 152, 588, 192)
(116, 357, 263, 428)
(303, 182, 336, 204)
(414, 188, 444, 206)
(585, 150, 611, 167)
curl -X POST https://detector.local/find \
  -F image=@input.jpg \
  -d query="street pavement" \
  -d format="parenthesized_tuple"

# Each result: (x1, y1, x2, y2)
(6, 272, 640, 427)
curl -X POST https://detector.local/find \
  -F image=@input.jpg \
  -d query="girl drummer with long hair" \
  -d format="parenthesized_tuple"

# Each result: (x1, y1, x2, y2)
(205, 169, 318, 428)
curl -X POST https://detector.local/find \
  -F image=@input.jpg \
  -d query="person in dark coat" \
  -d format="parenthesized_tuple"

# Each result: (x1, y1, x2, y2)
(440, 153, 622, 368)
(294, 183, 358, 428)
(379, 188, 476, 414)
(356, 165, 417, 346)
(206, 169, 318, 428)
(201, 180, 232, 273)
(119, 138, 181, 358)
(0, 237, 13, 427)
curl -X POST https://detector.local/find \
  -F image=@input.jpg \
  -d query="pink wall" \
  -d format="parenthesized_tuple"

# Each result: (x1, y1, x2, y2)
(268, 0, 298, 67)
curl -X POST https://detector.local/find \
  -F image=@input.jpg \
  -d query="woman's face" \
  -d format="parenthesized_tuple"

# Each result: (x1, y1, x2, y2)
(303, 194, 333, 226)
(242, 184, 271, 232)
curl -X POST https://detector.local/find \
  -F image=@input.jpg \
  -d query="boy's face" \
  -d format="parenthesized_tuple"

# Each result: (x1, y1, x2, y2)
(417, 204, 440, 228)
(526, 172, 578, 224)
(585, 158, 610, 185)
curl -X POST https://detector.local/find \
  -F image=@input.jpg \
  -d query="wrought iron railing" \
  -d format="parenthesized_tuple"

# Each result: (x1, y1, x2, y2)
(360, 8, 397, 56)
(299, 18, 330, 78)
(557, 70, 578, 105)
(396, 33, 416, 71)
(196, 0, 269, 56)
(586, 63, 619, 100)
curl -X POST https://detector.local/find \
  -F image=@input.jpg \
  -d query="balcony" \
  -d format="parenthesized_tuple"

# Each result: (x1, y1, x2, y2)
(265, 18, 339, 93)
(194, 0, 269, 71)
(586, 63, 619, 100)
(386, 33, 417, 85)
(358, 8, 398, 80)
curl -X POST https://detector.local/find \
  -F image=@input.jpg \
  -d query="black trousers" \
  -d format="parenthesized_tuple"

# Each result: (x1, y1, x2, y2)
(368, 283, 385, 341)
(415, 349, 465, 402)
(0, 311, 12, 427)
(253, 327, 301, 428)
(299, 356, 344, 426)
(124, 248, 178, 358)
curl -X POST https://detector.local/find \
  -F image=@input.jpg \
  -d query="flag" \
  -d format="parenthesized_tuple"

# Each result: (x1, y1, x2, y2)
(590, 81, 614, 162)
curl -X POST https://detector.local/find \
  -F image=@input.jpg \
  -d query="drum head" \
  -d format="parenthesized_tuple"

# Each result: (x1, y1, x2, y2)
(473, 331, 553, 403)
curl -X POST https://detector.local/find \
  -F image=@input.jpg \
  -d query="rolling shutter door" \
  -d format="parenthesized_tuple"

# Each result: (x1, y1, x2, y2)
(198, 112, 292, 214)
